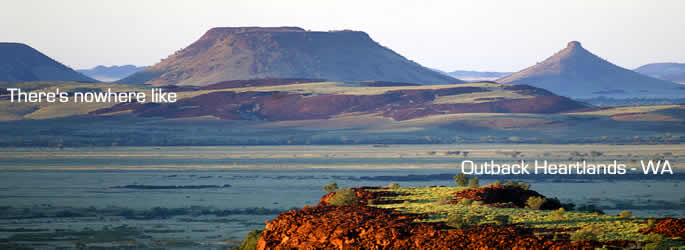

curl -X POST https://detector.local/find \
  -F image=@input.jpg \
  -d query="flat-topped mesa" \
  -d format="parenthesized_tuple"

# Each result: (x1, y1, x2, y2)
(199, 27, 306, 40)
(119, 26, 460, 86)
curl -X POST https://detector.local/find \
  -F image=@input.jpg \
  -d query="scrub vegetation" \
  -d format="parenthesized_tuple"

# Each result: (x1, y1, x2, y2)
(367, 185, 681, 243)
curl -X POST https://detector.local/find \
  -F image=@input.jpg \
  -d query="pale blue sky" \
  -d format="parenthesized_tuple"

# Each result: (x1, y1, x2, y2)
(1, 0, 683, 71)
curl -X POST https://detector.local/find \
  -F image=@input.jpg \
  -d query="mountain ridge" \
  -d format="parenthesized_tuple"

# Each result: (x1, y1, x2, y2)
(0, 42, 96, 83)
(634, 62, 685, 83)
(77, 65, 147, 82)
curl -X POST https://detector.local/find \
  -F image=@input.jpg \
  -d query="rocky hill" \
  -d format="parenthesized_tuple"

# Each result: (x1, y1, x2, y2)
(0, 43, 96, 83)
(119, 27, 461, 86)
(497, 41, 684, 98)
(252, 186, 660, 249)
(634, 63, 685, 83)
(77, 65, 147, 82)
(92, 80, 589, 121)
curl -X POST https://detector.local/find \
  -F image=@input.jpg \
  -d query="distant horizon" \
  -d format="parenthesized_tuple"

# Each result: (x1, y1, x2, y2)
(2, 0, 684, 72)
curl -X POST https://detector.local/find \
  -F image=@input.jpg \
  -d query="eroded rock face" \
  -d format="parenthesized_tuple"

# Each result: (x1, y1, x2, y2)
(257, 188, 630, 249)
(318, 187, 405, 206)
(640, 218, 685, 238)
(452, 185, 562, 209)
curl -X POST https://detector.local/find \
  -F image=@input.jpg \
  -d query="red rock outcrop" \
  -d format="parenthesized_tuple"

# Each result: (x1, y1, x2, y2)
(639, 218, 685, 238)
(452, 185, 562, 209)
(319, 187, 406, 206)
(257, 188, 633, 249)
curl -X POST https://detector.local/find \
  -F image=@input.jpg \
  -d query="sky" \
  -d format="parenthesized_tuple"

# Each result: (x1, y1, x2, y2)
(1, 0, 683, 72)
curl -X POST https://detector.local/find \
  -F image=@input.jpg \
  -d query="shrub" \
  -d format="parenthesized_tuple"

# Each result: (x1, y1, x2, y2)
(561, 201, 576, 211)
(472, 200, 484, 206)
(232, 228, 264, 250)
(644, 234, 667, 250)
(492, 215, 510, 225)
(465, 215, 485, 225)
(437, 197, 452, 205)
(458, 198, 473, 206)
(323, 182, 339, 193)
(454, 173, 469, 187)
(618, 210, 632, 218)
(526, 196, 547, 210)
(447, 214, 483, 229)
(328, 189, 358, 206)
(492, 180, 502, 186)
(577, 204, 605, 214)
(446, 214, 467, 229)
(468, 176, 480, 188)
(503, 181, 530, 190)
(569, 229, 597, 242)
(546, 197, 572, 211)
(388, 183, 400, 189)
(551, 208, 565, 220)
(516, 182, 531, 190)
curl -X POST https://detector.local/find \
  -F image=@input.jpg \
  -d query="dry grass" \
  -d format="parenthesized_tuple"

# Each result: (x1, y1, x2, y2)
(568, 105, 681, 116)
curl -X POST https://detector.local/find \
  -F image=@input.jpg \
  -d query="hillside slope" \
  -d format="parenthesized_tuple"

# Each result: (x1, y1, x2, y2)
(634, 63, 685, 83)
(497, 41, 683, 98)
(92, 81, 588, 121)
(0, 43, 96, 83)
(119, 27, 461, 86)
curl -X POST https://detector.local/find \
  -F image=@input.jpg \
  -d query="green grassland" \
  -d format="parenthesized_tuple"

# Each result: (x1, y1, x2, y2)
(369, 185, 681, 244)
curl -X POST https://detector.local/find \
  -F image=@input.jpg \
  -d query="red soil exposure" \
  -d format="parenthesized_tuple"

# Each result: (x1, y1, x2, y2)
(92, 85, 589, 121)
(639, 218, 685, 238)
(452, 185, 562, 210)
(319, 187, 407, 206)
(257, 188, 632, 249)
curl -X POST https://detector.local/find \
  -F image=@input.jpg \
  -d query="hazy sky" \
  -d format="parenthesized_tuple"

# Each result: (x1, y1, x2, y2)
(2, 0, 683, 72)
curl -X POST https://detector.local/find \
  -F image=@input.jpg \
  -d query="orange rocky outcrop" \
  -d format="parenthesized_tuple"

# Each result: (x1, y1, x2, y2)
(256, 188, 634, 249)
(452, 185, 562, 209)
(640, 218, 685, 238)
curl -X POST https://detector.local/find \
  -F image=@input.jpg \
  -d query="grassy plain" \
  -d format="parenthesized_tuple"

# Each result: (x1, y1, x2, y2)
(370, 186, 677, 243)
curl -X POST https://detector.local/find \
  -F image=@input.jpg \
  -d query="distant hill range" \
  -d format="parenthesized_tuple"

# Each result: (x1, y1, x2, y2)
(77, 65, 147, 82)
(497, 41, 684, 99)
(0, 43, 95, 83)
(435, 69, 511, 81)
(119, 27, 461, 86)
(634, 63, 685, 84)
(2, 80, 684, 146)
(94, 80, 587, 121)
